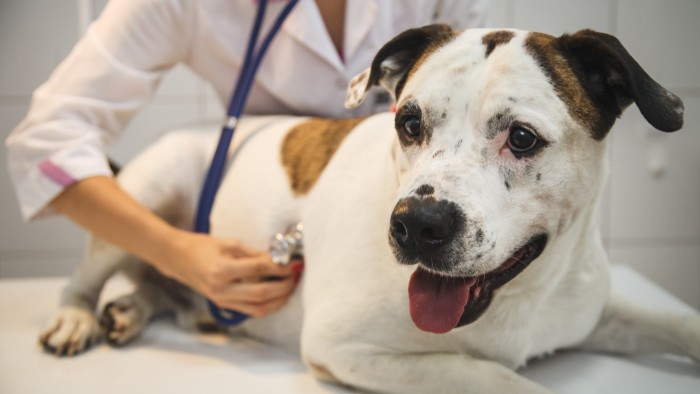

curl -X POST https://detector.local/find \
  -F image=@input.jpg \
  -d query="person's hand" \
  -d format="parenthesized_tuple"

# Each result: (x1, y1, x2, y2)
(158, 230, 303, 317)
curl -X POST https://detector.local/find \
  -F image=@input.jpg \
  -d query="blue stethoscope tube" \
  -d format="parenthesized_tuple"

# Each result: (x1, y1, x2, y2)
(194, 0, 300, 326)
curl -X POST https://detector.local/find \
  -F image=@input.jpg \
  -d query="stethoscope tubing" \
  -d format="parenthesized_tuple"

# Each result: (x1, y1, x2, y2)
(194, 0, 300, 326)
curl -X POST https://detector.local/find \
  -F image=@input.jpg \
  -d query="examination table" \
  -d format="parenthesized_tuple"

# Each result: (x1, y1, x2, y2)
(1, 265, 698, 393)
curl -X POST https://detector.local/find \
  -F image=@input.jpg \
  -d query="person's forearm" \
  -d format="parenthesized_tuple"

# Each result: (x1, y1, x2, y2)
(49, 175, 301, 314)
(50, 176, 180, 273)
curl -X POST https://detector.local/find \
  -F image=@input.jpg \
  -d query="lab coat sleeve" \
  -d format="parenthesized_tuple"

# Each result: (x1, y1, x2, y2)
(5, 0, 196, 220)
(433, 0, 489, 29)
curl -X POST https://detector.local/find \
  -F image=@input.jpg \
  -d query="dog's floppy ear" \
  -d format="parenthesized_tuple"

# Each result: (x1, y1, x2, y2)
(559, 29, 684, 138)
(345, 24, 455, 109)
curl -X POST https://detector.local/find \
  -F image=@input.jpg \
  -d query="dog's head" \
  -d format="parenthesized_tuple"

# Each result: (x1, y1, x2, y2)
(346, 26, 684, 334)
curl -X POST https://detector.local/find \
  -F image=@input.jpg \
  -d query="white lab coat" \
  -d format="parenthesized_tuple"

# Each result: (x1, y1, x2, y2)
(5, 0, 487, 220)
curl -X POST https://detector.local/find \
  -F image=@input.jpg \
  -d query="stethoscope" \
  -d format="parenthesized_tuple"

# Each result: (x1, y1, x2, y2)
(194, 0, 300, 326)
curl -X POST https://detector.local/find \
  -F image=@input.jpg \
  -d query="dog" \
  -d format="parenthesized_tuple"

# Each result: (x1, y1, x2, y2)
(39, 25, 699, 393)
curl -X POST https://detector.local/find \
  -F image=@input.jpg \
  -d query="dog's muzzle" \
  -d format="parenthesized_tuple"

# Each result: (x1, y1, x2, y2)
(389, 197, 465, 269)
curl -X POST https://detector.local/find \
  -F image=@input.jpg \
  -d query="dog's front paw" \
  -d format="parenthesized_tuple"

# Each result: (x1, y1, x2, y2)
(100, 297, 145, 347)
(39, 306, 101, 356)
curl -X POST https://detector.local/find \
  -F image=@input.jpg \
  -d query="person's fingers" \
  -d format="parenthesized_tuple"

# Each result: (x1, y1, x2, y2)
(214, 276, 297, 305)
(218, 238, 264, 258)
(243, 260, 304, 283)
(221, 255, 299, 279)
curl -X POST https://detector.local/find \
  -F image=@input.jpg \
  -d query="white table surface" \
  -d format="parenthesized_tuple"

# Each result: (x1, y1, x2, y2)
(1, 265, 699, 393)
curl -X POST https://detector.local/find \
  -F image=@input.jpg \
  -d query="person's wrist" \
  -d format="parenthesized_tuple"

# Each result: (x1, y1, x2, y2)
(147, 224, 190, 278)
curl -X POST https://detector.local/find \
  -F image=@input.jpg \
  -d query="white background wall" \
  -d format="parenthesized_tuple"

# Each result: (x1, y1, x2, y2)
(1, 0, 698, 308)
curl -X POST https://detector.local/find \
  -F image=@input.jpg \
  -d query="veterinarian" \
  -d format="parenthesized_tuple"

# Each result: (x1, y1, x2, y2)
(5, 0, 487, 317)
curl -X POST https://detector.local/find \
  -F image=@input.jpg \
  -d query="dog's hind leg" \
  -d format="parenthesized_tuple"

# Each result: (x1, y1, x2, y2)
(39, 237, 136, 356)
(38, 131, 212, 356)
(581, 293, 700, 362)
(99, 265, 194, 347)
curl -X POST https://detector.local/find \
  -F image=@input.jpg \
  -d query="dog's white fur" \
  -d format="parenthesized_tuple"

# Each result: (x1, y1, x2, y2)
(40, 28, 699, 393)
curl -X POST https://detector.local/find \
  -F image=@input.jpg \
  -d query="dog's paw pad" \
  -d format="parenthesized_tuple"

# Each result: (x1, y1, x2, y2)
(38, 306, 101, 357)
(100, 299, 143, 347)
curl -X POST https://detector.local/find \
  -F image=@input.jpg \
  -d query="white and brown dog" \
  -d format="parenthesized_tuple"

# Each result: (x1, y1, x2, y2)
(40, 26, 698, 393)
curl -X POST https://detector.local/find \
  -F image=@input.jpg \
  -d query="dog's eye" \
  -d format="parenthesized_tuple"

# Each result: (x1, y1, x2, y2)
(507, 127, 538, 153)
(403, 117, 421, 138)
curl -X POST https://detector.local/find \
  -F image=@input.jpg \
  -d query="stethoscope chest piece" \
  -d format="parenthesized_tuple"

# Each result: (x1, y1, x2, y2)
(270, 223, 304, 266)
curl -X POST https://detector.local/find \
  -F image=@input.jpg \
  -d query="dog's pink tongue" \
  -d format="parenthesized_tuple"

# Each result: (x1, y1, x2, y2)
(408, 267, 475, 334)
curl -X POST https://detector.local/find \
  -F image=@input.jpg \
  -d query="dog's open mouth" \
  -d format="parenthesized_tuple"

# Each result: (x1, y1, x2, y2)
(408, 234, 548, 334)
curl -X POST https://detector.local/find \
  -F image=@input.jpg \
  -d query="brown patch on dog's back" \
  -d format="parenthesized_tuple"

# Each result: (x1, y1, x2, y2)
(524, 32, 604, 138)
(281, 117, 366, 195)
(483, 30, 515, 57)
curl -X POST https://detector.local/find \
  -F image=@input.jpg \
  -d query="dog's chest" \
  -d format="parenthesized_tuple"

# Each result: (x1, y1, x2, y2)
(480, 263, 609, 364)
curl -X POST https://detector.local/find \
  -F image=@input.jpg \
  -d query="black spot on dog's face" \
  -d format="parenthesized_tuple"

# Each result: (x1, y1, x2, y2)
(486, 108, 514, 140)
(415, 184, 435, 196)
(480, 148, 488, 160)
(475, 228, 484, 244)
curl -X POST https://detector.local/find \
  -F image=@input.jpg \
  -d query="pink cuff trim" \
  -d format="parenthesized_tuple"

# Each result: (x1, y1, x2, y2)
(38, 160, 76, 187)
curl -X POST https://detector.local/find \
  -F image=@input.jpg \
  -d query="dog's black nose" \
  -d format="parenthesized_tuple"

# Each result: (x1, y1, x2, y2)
(390, 197, 462, 263)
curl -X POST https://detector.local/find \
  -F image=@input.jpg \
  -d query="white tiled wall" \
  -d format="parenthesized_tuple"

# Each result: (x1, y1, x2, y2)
(0, 0, 225, 278)
(1, 1, 698, 309)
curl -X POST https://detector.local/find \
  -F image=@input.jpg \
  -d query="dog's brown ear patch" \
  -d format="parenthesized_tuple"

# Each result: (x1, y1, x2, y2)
(525, 32, 601, 137)
(402, 25, 457, 90)
(482, 30, 515, 57)
(526, 30, 683, 139)
(281, 117, 366, 195)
